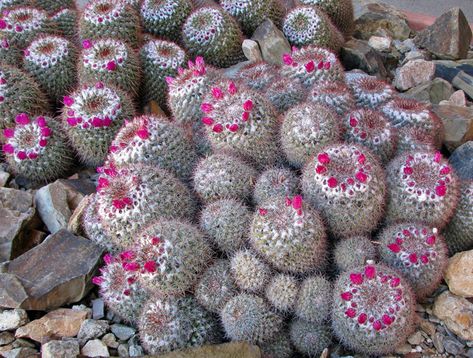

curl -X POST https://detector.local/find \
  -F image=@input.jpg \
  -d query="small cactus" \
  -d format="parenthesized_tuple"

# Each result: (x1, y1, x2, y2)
(0, 0, 27, 12)
(236, 61, 278, 91)
(295, 275, 332, 323)
(290, 318, 332, 357)
(260, 331, 293, 358)
(332, 263, 417, 355)
(307, 80, 355, 116)
(82, 195, 113, 252)
(265, 77, 305, 113)
(253, 167, 299, 205)
(34, 0, 76, 14)
(334, 236, 377, 272)
(0, 35, 22, 66)
(50, 8, 78, 40)
(230, 249, 272, 293)
(265, 274, 299, 313)
(347, 75, 395, 109)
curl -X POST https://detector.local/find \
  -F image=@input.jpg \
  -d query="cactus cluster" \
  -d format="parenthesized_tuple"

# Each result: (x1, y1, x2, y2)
(334, 236, 377, 272)
(307, 80, 355, 116)
(50, 8, 78, 39)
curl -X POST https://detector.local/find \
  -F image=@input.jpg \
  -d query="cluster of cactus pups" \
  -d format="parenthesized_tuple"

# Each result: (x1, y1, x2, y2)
(0, 0, 471, 357)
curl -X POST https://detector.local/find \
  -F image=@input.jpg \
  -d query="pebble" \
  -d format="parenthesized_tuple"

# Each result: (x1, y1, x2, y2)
(432, 333, 445, 353)
(0, 332, 15, 345)
(419, 319, 436, 337)
(92, 299, 104, 320)
(111, 324, 135, 341)
(117, 343, 129, 357)
(395, 343, 412, 354)
(0, 310, 28, 331)
(81, 339, 109, 357)
(443, 336, 464, 355)
(128, 335, 143, 357)
(41, 340, 80, 358)
(12, 338, 35, 348)
(1, 347, 37, 358)
(467, 348, 473, 358)
(77, 319, 109, 343)
(102, 333, 119, 349)
(408, 331, 424, 346)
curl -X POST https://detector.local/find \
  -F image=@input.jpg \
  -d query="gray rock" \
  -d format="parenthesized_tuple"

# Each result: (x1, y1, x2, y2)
(415, 8, 472, 60)
(242, 39, 263, 62)
(394, 59, 436, 91)
(111, 324, 135, 341)
(77, 320, 109, 343)
(223, 60, 251, 79)
(432, 104, 473, 151)
(102, 333, 118, 349)
(42, 340, 80, 358)
(1, 347, 37, 358)
(81, 339, 109, 357)
(0, 310, 28, 331)
(449, 141, 473, 180)
(35, 182, 71, 234)
(452, 71, 473, 100)
(91, 299, 104, 320)
(0, 332, 14, 345)
(128, 335, 143, 357)
(403, 78, 454, 104)
(467, 348, 473, 358)
(442, 336, 464, 355)
(0, 171, 9, 187)
(341, 38, 388, 78)
(251, 19, 291, 66)
(117, 343, 128, 357)
(432, 333, 445, 353)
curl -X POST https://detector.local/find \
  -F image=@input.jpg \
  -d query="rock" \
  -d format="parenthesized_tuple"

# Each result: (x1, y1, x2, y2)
(395, 343, 413, 354)
(11, 339, 34, 349)
(1, 347, 37, 357)
(0, 332, 14, 345)
(408, 331, 423, 346)
(434, 61, 473, 83)
(35, 182, 72, 234)
(445, 250, 473, 298)
(0, 229, 103, 310)
(394, 59, 435, 91)
(127, 335, 143, 357)
(368, 36, 391, 52)
(91, 299, 104, 320)
(403, 77, 453, 104)
(41, 340, 80, 358)
(251, 19, 291, 66)
(403, 50, 431, 64)
(419, 319, 436, 337)
(111, 324, 135, 341)
(67, 194, 92, 236)
(432, 333, 445, 353)
(223, 60, 251, 79)
(433, 291, 473, 341)
(443, 336, 464, 355)
(414, 8, 472, 60)
(450, 90, 467, 107)
(0, 171, 9, 187)
(15, 308, 88, 343)
(77, 320, 109, 343)
(432, 104, 473, 151)
(117, 343, 128, 357)
(242, 39, 263, 62)
(143, 342, 261, 358)
(0, 310, 28, 331)
(340, 39, 388, 78)
(81, 339, 109, 357)
(102, 333, 118, 349)
(354, 3, 411, 41)
(452, 71, 473, 100)
(449, 141, 473, 179)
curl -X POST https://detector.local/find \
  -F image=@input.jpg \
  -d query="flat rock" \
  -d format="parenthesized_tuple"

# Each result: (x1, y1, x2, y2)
(415, 8, 472, 60)
(81, 339, 109, 357)
(242, 39, 262, 62)
(142, 342, 261, 358)
(445, 250, 473, 298)
(449, 141, 473, 179)
(341, 38, 388, 78)
(102, 333, 118, 349)
(0, 310, 28, 331)
(368, 36, 392, 52)
(452, 71, 473, 100)
(1, 347, 37, 358)
(251, 19, 290, 66)
(433, 291, 473, 341)
(67, 194, 92, 236)
(432, 104, 473, 151)
(41, 340, 80, 358)
(450, 90, 467, 106)
(111, 324, 135, 341)
(91, 299, 104, 320)
(15, 308, 88, 343)
(35, 182, 72, 234)
(0, 229, 103, 310)
(77, 319, 109, 343)
(394, 59, 436, 91)
(403, 77, 453, 104)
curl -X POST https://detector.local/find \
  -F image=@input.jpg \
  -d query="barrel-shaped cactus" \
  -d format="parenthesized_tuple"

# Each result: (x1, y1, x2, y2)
(334, 236, 377, 272)
(253, 167, 299, 205)
(347, 75, 394, 109)
(307, 80, 355, 116)
(50, 8, 78, 39)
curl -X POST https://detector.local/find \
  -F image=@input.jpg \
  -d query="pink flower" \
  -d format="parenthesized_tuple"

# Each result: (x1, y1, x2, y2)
(103, 253, 113, 264)
(200, 103, 213, 113)
(82, 39, 92, 49)
(202, 117, 214, 126)
(17, 151, 27, 160)
(228, 123, 239, 132)
(211, 87, 223, 99)
(243, 99, 253, 112)
(282, 53, 293, 65)
(2, 143, 14, 154)
(435, 185, 447, 197)
(345, 308, 356, 318)
(41, 127, 52, 137)
(291, 195, 302, 210)
(66, 117, 77, 126)
(305, 61, 315, 73)
(165, 76, 174, 85)
(0, 20, 6, 30)
(341, 292, 352, 301)
(136, 128, 149, 139)
(15, 113, 30, 125)
(349, 273, 363, 285)
(63, 96, 74, 107)
(364, 265, 376, 279)
(106, 60, 117, 71)
(228, 82, 237, 95)
(39, 139, 47, 147)
(355, 171, 367, 183)
(349, 116, 358, 127)
(92, 276, 103, 285)
(3, 128, 14, 138)
(317, 153, 330, 164)
(36, 116, 46, 127)
(91, 117, 103, 128)
(327, 177, 338, 188)
(144, 261, 157, 273)
(387, 243, 401, 253)
(212, 123, 223, 133)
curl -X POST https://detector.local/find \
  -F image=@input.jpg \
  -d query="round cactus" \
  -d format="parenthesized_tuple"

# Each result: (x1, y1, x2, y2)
(250, 195, 327, 273)
(347, 75, 395, 109)
(200, 199, 251, 254)
(50, 8, 78, 40)
(394, 126, 437, 155)
(444, 181, 473, 255)
(307, 80, 355, 116)
(139, 296, 220, 355)
(386, 150, 460, 229)
(0, 0, 27, 12)
(294, 275, 332, 323)
(377, 222, 448, 300)
(127, 219, 211, 296)
(302, 143, 386, 238)
(282, 6, 344, 51)
(92, 253, 149, 324)
(35, 0, 75, 13)
(265, 274, 299, 313)
(2, 113, 73, 182)
(23, 35, 77, 103)
(82, 194, 114, 252)
(221, 293, 283, 344)
(332, 263, 417, 355)
(290, 319, 332, 357)
(193, 152, 258, 203)
(78, 0, 141, 48)
(236, 61, 278, 91)
(195, 260, 238, 313)
(343, 108, 398, 164)
(140, 0, 192, 41)
(0, 65, 49, 130)
(94, 163, 196, 250)
(280, 45, 344, 87)
(230, 249, 271, 293)
(61, 82, 135, 166)
(220, 0, 284, 35)
(182, 7, 244, 68)
(334, 236, 377, 272)
(140, 38, 186, 107)
(108, 115, 198, 181)
(0, 7, 53, 50)
(265, 77, 306, 113)
(0, 35, 22, 67)
(253, 167, 299, 205)
(259, 331, 293, 358)
(200, 79, 281, 168)
(280, 102, 342, 169)
(79, 38, 141, 97)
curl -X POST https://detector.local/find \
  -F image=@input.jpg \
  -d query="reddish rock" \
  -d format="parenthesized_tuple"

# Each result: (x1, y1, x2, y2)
(394, 59, 435, 91)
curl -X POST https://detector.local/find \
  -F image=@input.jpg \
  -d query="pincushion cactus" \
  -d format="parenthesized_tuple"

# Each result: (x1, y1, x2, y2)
(295, 275, 332, 323)
(347, 75, 394, 108)
(265, 274, 299, 313)
(250, 195, 327, 273)
(332, 263, 417, 355)
(182, 7, 244, 68)
(377, 222, 448, 299)
(23, 35, 77, 103)
(280, 102, 341, 169)
(386, 151, 460, 228)
(82, 195, 113, 252)
(78, 0, 141, 48)
(236, 61, 278, 91)
(265, 77, 305, 113)
(307, 80, 355, 116)
(302, 144, 386, 238)
(2, 113, 73, 182)
(141, 38, 186, 107)
(139, 296, 220, 354)
(50, 8, 78, 40)
(199, 199, 251, 254)
(140, 0, 192, 41)
(35, 0, 75, 14)
(200, 80, 281, 167)
(61, 82, 135, 166)
(444, 181, 473, 254)
(343, 108, 397, 164)
(394, 126, 437, 155)
(280, 45, 344, 87)
(108, 115, 197, 181)
(220, 0, 284, 35)
(253, 167, 299, 205)
(0, 65, 48, 130)
(334, 236, 377, 272)
(231, 249, 271, 293)
(0, 0, 27, 11)
(260, 331, 293, 358)
(290, 319, 332, 357)
(195, 260, 238, 313)
(94, 163, 196, 250)
(93, 253, 149, 324)
(282, 6, 344, 51)
(79, 38, 141, 97)
(221, 293, 283, 344)
(0, 35, 22, 66)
